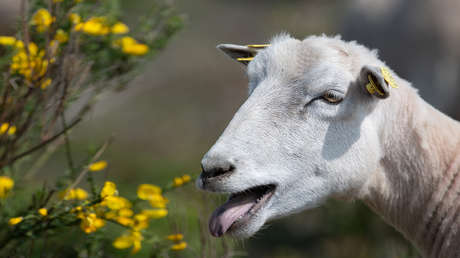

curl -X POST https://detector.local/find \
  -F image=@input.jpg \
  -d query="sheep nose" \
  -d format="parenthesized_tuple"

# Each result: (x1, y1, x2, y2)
(198, 155, 235, 187)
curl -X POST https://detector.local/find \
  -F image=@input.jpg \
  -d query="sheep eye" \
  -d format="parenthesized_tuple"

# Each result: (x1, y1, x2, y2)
(322, 90, 343, 104)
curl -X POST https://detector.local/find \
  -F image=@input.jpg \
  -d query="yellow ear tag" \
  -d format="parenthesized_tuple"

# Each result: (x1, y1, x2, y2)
(236, 44, 270, 63)
(380, 67, 398, 88)
(246, 44, 270, 48)
(236, 44, 270, 64)
(366, 75, 385, 96)
(236, 57, 254, 61)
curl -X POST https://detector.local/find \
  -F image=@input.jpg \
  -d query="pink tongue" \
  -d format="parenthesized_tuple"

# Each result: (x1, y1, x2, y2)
(209, 194, 257, 237)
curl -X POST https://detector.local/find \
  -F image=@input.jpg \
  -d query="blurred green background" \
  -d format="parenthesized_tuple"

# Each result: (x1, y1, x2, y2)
(2, 0, 460, 257)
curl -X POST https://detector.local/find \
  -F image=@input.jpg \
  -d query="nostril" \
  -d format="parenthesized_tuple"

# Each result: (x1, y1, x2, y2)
(204, 164, 235, 179)
(200, 158, 235, 180)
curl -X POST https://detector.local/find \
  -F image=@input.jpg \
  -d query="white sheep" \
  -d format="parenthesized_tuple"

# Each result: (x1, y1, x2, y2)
(197, 34, 460, 258)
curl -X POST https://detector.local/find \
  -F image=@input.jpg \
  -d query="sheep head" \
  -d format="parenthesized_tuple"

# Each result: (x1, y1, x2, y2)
(197, 34, 398, 238)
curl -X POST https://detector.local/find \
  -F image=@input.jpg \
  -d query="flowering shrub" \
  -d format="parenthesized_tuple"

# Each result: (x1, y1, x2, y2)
(0, 0, 189, 256)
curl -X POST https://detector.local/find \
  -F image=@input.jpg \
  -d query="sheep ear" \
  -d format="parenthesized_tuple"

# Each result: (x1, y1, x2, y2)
(359, 65, 398, 99)
(217, 44, 269, 65)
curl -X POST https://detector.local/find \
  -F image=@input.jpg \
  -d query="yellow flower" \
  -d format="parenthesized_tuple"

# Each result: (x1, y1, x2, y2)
(113, 36, 149, 56)
(74, 188, 89, 200)
(118, 208, 133, 217)
(113, 235, 132, 249)
(148, 194, 168, 208)
(59, 188, 88, 200)
(131, 213, 149, 231)
(74, 23, 84, 31)
(89, 160, 107, 171)
(0, 36, 16, 46)
(141, 208, 168, 219)
(28, 42, 39, 55)
(10, 43, 49, 81)
(8, 217, 23, 226)
(113, 36, 135, 47)
(134, 213, 148, 222)
(172, 177, 183, 187)
(38, 208, 48, 217)
(111, 22, 129, 34)
(69, 13, 81, 24)
(167, 233, 184, 241)
(0, 176, 14, 198)
(170, 241, 187, 251)
(113, 231, 143, 254)
(76, 17, 110, 36)
(31, 9, 55, 32)
(137, 184, 161, 200)
(123, 43, 148, 56)
(79, 212, 105, 234)
(0, 123, 16, 136)
(103, 196, 131, 210)
(14, 40, 24, 49)
(116, 216, 134, 227)
(181, 174, 191, 183)
(40, 78, 52, 90)
(54, 29, 68, 43)
(101, 181, 117, 198)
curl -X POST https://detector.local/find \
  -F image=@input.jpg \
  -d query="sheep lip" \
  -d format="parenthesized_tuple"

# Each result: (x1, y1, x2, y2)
(209, 184, 276, 237)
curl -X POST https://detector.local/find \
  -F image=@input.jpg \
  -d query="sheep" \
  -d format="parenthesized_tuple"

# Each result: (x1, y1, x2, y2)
(196, 34, 460, 258)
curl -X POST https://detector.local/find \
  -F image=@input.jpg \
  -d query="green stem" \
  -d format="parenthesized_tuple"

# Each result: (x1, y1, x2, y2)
(61, 114, 77, 177)
(87, 172, 97, 196)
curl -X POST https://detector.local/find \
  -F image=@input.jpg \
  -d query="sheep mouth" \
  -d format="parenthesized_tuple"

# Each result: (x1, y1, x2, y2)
(209, 184, 276, 237)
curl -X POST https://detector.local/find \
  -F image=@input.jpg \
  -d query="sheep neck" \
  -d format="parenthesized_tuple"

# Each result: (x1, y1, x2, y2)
(362, 85, 460, 258)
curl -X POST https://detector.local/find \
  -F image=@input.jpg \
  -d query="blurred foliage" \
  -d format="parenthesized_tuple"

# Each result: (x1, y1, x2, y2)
(0, 0, 218, 257)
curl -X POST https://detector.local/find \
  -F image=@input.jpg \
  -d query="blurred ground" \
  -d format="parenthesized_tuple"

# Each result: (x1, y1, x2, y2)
(2, 0, 460, 257)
